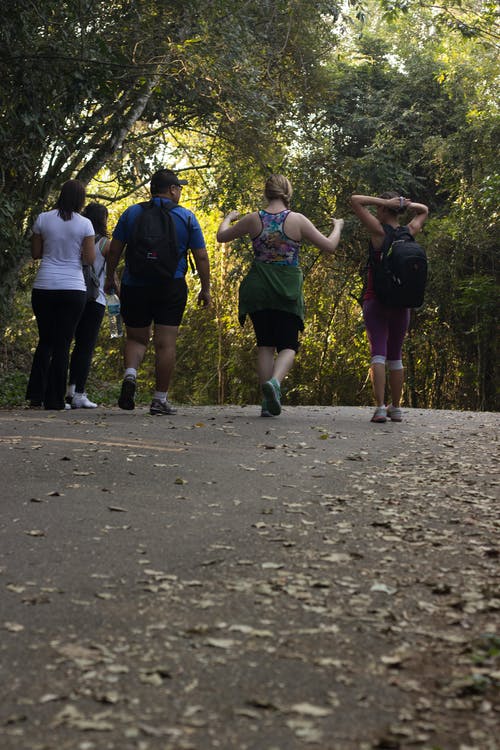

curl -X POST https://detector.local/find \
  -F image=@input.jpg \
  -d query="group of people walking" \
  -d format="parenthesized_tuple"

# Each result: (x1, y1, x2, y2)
(26, 169, 428, 422)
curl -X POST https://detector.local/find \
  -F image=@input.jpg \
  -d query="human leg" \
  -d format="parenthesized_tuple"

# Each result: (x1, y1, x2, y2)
(387, 308, 410, 411)
(44, 291, 87, 409)
(257, 347, 275, 384)
(153, 324, 179, 392)
(26, 289, 54, 404)
(272, 348, 296, 383)
(264, 312, 300, 416)
(69, 301, 105, 396)
(388, 365, 404, 408)
(370, 361, 387, 408)
(118, 325, 150, 410)
(363, 299, 390, 416)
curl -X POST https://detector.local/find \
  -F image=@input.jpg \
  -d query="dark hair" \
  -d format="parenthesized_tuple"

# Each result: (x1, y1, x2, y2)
(83, 202, 109, 237)
(379, 190, 405, 215)
(56, 179, 86, 221)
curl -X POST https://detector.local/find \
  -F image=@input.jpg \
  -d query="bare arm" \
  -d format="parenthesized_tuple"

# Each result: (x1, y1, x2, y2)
(299, 215, 344, 255)
(101, 239, 120, 290)
(216, 211, 260, 243)
(31, 233, 43, 259)
(81, 235, 96, 265)
(407, 202, 429, 236)
(191, 246, 211, 307)
(104, 238, 125, 294)
(100, 238, 111, 257)
(350, 195, 388, 240)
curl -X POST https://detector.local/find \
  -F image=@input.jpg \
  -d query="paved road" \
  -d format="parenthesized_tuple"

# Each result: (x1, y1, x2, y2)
(0, 405, 498, 750)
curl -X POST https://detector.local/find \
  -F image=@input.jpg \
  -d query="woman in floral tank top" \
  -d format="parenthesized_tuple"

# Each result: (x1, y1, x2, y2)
(217, 174, 344, 417)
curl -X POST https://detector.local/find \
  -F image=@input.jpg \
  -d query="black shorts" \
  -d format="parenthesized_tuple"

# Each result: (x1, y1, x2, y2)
(120, 279, 188, 327)
(249, 309, 301, 352)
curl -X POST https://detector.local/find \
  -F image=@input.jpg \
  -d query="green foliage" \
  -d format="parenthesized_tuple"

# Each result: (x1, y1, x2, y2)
(0, 0, 498, 411)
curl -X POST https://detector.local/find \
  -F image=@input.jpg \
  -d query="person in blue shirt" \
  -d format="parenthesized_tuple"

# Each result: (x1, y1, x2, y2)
(104, 169, 211, 415)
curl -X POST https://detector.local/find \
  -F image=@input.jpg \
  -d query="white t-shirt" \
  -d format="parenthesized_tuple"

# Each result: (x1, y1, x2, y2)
(32, 209, 94, 291)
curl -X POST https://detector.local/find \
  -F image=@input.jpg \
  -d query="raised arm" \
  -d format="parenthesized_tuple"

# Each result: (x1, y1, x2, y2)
(350, 194, 388, 238)
(216, 211, 260, 243)
(298, 215, 344, 255)
(407, 202, 429, 236)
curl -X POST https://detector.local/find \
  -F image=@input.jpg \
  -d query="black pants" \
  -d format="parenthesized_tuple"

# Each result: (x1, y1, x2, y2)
(26, 289, 87, 409)
(68, 301, 105, 392)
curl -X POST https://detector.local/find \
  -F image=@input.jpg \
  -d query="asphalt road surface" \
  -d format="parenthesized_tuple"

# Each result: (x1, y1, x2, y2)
(0, 404, 498, 750)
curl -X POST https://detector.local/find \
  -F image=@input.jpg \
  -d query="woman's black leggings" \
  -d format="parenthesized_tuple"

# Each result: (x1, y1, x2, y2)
(68, 301, 105, 392)
(26, 289, 87, 409)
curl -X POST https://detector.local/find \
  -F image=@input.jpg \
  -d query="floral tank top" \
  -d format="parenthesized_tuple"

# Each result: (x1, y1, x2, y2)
(251, 210, 300, 266)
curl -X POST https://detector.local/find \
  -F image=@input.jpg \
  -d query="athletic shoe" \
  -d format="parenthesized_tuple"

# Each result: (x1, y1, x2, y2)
(261, 399, 273, 418)
(118, 377, 136, 410)
(387, 405, 402, 422)
(262, 378, 281, 416)
(149, 399, 177, 416)
(371, 405, 387, 423)
(71, 393, 98, 409)
(64, 403, 72, 410)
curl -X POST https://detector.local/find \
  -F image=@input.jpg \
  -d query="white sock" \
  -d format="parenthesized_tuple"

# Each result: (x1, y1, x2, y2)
(124, 368, 137, 380)
(67, 384, 76, 397)
(153, 391, 167, 403)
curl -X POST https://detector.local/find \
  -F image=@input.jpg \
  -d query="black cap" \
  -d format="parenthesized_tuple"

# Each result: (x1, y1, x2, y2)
(150, 169, 188, 193)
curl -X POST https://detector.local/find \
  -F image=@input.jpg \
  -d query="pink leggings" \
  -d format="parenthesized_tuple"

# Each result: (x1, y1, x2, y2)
(362, 298, 410, 361)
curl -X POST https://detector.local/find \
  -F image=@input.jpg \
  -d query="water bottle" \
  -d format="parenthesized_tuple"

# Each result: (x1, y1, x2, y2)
(106, 292, 123, 338)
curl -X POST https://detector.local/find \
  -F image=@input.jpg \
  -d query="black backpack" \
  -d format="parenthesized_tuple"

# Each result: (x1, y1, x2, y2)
(126, 200, 179, 281)
(370, 225, 428, 308)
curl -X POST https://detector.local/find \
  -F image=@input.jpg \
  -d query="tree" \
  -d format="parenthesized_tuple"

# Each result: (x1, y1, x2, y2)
(0, 0, 343, 330)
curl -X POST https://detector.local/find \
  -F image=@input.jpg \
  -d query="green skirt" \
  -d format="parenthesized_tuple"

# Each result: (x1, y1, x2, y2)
(238, 261, 304, 329)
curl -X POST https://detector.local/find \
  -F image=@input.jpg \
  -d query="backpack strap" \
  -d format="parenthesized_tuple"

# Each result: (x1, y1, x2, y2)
(368, 224, 398, 264)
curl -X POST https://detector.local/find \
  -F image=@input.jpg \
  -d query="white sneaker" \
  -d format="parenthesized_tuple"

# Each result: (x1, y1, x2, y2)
(71, 393, 98, 409)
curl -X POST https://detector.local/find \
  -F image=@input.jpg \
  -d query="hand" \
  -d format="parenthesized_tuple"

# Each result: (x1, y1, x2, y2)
(386, 196, 411, 211)
(198, 289, 211, 307)
(226, 210, 240, 222)
(333, 218, 344, 230)
(103, 277, 116, 295)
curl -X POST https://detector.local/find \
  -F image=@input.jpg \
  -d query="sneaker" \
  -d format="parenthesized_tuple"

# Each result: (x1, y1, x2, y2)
(262, 378, 281, 416)
(371, 405, 387, 423)
(118, 377, 136, 410)
(149, 399, 177, 416)
(64, 403, 72, 410)
(261, 399, 273, 418)
(71, 393, 98, 409)
(387, 405, 402, 422)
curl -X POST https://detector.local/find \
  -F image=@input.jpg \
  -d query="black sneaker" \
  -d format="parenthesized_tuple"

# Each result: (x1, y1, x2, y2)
(118, 378, 136, 410)
(149, 399, 177, 416)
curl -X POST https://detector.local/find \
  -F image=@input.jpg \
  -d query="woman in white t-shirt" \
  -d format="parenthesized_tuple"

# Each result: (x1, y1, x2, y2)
(66, 203, 115, 408)
(26, 180, 95, 410)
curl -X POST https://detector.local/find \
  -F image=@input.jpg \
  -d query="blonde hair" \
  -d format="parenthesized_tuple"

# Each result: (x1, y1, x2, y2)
(264, 174, 293, 208)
